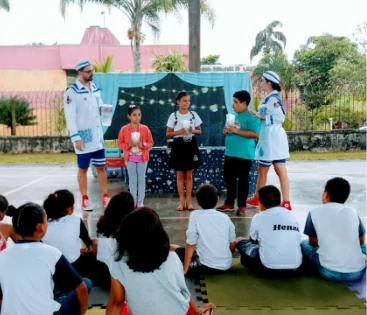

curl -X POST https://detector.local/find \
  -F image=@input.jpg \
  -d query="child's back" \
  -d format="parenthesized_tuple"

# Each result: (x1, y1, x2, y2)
(306, 203, 365, 272)
(187, 209, 235, 270)
(43, 215, 82, 263)
(251, 206, 302, 269)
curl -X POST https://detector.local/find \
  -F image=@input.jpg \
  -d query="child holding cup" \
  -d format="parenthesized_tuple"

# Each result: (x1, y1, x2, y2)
(166, 92, 203, 211)
(118, 105, 154, 208)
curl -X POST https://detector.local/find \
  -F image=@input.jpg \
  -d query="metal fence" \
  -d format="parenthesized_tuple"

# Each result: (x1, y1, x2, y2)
(0, 91, 365, 136)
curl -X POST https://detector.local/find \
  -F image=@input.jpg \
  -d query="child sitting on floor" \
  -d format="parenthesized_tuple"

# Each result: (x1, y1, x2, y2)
(42, 190, 96, 280)
(107, 207, 215, 315)
(174, 184, 236, 274)
(302, 177, 366, 281)
(0, 195, 20, 251)
(0, 202, 91, 315)
(236, 185, 302, 277)
(94, 190, 135, 268)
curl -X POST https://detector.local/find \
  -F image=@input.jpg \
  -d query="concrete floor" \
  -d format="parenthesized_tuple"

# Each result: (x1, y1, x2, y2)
(0, 160, 366, 246)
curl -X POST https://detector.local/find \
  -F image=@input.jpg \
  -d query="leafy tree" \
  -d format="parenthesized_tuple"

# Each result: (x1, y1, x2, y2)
(329, 52, 366, 95)
(152, 50, 188, 72)
(0, 0, 10, 11)
(93, 55, 115, 73)
(200, 54, 221, 65)
(252, 52, 296, 99)
(294, 35, 361, 109)
(60, 0, 215, 72)
(250, 20, 286, 62)
(0, 97, 37, 136)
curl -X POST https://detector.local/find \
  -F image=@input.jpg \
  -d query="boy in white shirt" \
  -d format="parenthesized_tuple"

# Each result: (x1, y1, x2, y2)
(174, 184, 236, 274)
(302, 177, 366, 281)
(236, 185, 302, 277)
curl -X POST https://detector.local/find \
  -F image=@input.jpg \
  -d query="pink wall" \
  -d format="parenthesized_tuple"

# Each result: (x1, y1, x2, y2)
(0, 45, 189, 71)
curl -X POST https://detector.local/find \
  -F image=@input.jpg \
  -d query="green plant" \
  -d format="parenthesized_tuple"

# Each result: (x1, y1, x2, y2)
(0, 0, 10, 11)
(93, 55, 115, 73)
(0, 97, 37, 136)
(201, 54, 221, 65)
(52, 100, 68, 136)
(153, 50, 188, 72)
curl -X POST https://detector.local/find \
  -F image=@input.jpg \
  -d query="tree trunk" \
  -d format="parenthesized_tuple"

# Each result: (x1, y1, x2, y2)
(133, 25, 142, 72)
(10, 98, 16, 136)
(189, 0, 200, 72)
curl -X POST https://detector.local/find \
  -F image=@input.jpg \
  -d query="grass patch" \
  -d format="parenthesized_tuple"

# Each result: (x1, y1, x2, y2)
(289, 151, 366, 161)
(0, 150, 365, 164)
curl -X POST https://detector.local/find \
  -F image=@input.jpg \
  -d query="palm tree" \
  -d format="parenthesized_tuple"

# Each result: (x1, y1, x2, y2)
(153, 50, 188, 72)
(93, 55, 115, 73)
(60, 0, 215, 72)
(0, 0, 10, 11)
(250, 20, 286, 62)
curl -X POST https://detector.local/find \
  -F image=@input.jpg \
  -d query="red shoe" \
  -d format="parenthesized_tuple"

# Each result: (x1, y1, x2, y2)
(236, 207, 246, 216)
(216, 204, 234, 212)
(281, 201, 292, 211)
(102, 195, 110, 208)
(246, 195, 259, 207)
(81, 197, 93, 211)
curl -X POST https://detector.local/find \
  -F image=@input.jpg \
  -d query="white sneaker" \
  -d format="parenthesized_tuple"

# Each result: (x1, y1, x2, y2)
(81, 199, 93, 211)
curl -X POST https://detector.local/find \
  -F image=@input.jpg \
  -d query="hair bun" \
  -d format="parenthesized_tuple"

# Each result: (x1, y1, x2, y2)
(6, 205, 18, 217)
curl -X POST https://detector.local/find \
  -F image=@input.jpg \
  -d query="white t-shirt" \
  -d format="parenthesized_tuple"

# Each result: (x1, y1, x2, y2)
(97, 237, 117, 268)
(250, 207, 302, 269)
(186, 209, 236, 270)
(42, 215, 88, 263)
(110, 252, 190, 315)
(166, 111, 202, 138)
(304, 202, 366, 273)
(0, 242, 81, 315)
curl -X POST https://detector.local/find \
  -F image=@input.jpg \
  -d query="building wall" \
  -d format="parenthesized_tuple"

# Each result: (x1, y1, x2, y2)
(0, 70, 67, 91)
(0, 45, 189, 72)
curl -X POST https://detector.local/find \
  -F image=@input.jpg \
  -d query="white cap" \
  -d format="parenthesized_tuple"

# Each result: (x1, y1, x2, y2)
(76, 59, 91, 71)
(263, 71, 280, 84)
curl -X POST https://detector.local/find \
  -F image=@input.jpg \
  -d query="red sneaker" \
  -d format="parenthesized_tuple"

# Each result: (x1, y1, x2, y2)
(281, 201, 292, 211)
(81, 197, 93, 211)
(236, 207, 246, 216)
(216, 204, 234, 212)
(102, 195, 110, 208)
(246, 195, 259, 207)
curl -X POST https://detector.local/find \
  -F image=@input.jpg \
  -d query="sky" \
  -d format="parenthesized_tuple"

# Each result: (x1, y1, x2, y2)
(0, 0, 366, 65)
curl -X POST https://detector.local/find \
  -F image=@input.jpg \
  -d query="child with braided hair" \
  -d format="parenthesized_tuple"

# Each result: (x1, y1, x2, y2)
(166, 92, 203, 211)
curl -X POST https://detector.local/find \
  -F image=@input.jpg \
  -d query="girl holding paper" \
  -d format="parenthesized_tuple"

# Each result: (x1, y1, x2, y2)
(118, 105, 154, 208)
(166, 92, 203, 211)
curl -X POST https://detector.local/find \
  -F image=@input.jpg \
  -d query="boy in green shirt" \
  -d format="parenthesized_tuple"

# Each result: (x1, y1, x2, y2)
(217, 90, 261, 215)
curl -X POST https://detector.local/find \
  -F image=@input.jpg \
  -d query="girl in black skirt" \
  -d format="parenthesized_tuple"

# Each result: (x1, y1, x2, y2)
(166, 92, 203, 211)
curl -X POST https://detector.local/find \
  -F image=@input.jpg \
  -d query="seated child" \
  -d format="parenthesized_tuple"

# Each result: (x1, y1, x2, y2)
(236, 185, 302, 276)
(0, 195, 20, 251)
(94, 190, 135, 268)
(0, 203, 91, 315)
(41, 190, 95, 280)
(107, 207, 215, 315)
(174, 184, 236, 274)
(302, 177, 366, 281)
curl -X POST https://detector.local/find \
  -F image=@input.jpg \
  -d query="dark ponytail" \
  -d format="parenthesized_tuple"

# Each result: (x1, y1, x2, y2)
(43, 189, 75, 220)
(6, 203, 45, 237)
(265, 79, 281, 92)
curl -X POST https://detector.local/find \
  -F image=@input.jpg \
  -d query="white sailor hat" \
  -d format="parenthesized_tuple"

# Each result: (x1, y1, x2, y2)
(76, 59, 92, 71)
(263, 71, 280, 84)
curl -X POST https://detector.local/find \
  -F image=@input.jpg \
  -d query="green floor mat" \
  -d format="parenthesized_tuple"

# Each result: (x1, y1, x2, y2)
(213, 307, 366, 315)
(201, 259, 366, 310)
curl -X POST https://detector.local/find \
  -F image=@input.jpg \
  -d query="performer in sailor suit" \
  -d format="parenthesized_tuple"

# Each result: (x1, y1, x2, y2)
(246, 71, 292, 211)
(63, 59, 110, 211)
